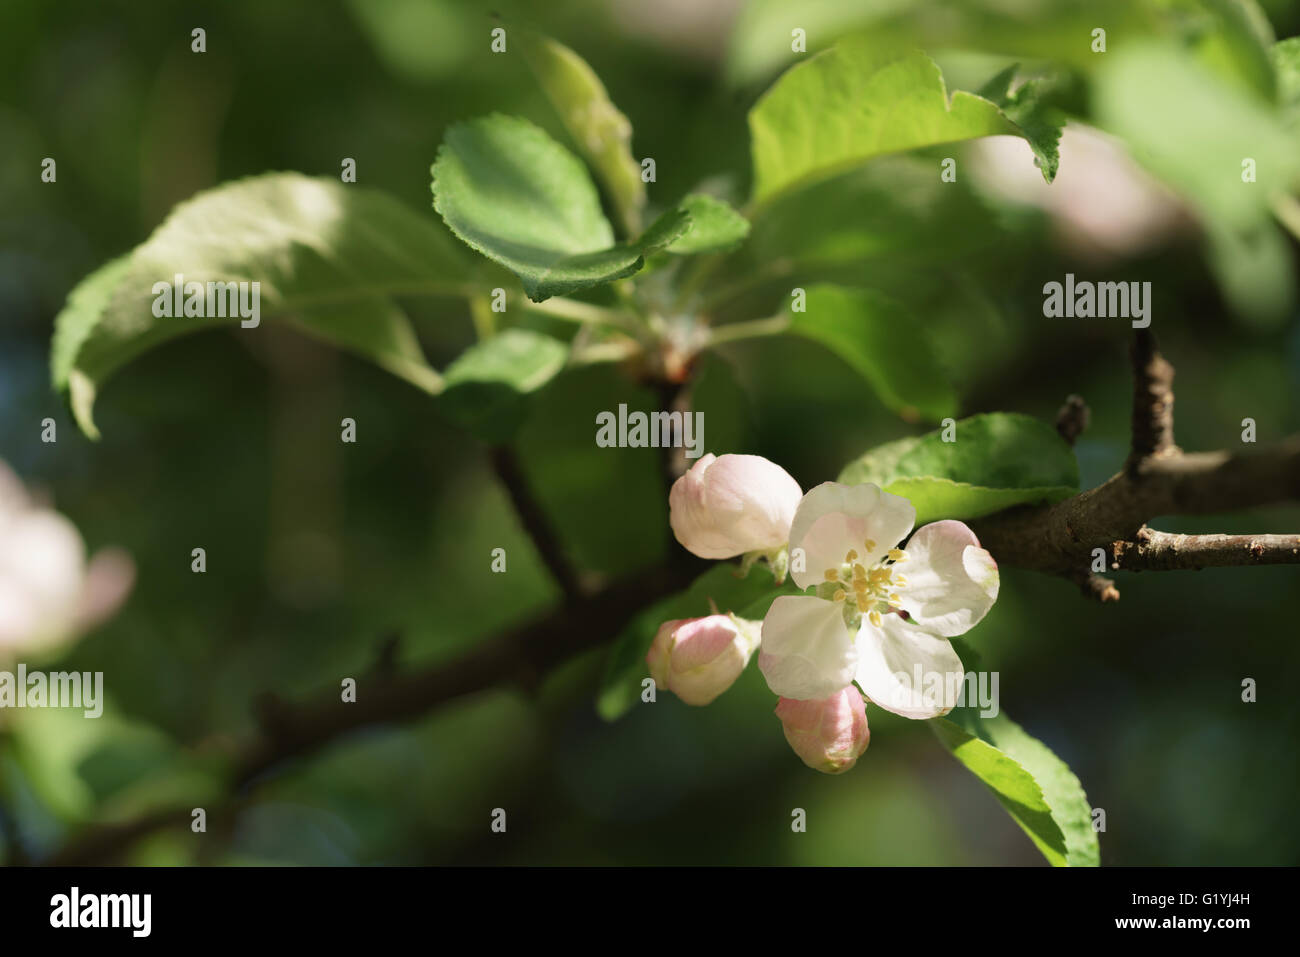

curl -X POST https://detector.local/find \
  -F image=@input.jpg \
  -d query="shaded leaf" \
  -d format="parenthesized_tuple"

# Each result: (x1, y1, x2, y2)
(433, 114, 678, 300)
(787, 285, 957, 421)
(1093, 42, 1300, 326)
(658, 194, 751, 255)
(438, 328, 568, 442)
(52, 173, 467, 438)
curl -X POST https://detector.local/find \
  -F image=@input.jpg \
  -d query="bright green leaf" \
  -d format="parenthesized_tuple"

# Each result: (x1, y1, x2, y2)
(931, 717, 1069, 866)
(657, 194, 751, 255)
(749, 42, 1055, 205)
(1273, 36, 1300, 124)
(438, 328, 568, 442)
(597, 563, 795, 721)
(933, 645, 1099, 869)
(837, 413, 1078, 524)
(433, 114, 675, 301)
(52, 173, 468, 439)
(787, 285, 956, 422)
(519, 31, 646, 236)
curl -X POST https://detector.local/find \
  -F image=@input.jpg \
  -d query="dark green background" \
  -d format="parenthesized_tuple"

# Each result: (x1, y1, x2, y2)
(1, 0, 1297, 864)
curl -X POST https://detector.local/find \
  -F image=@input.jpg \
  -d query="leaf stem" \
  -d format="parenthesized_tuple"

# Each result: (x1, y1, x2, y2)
(705, 313, 790, 347)
(519, 296, 637, 331)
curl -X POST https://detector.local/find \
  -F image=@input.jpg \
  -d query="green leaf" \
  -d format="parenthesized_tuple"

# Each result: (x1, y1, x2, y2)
(438, 328, 568, 442)
(975, 64, 1064, 182)
(786, 285, 957, 422)
(519, 31, 646, 236)
(1093, 42, 1300, 327)
(749, 42, 1055, 204)
(931, 718, 1067, 865)
(933, 673, 1099, 868)
(736, 157, 1001, 275)
(837, 413, 1078, 524)
(596, 563, 794, 721)
(1273, 37, 1300, 124)
(433, 114, 674, 301)
(51, 173, 468, 439)
(655, 194, 751, 255)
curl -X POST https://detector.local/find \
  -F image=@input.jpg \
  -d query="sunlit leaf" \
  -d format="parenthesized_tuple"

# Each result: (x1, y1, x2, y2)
(519, 31, 646, 236)
(749, 42, 1057, 204)
(838, 413, 1078, 524)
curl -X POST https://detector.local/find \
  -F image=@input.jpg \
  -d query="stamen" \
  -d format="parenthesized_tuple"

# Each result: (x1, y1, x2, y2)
(888, 548, 908, 563)
(864, 539, 877, 552)
(868, 610, 883, 627)
(845, 549, 858, 562)
(893, 575, 908, 587)
(823, 569, 839, 582)
(832, 588, 846, 602)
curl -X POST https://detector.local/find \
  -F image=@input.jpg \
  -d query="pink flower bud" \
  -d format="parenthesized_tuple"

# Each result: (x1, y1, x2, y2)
(668, 454, 802, 559)
(647, 614, 761, 706)
(774, 686, 870, 774)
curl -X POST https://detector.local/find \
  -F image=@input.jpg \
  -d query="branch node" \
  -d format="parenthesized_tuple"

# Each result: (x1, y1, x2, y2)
(1127, 329, 1178, 473)
(1055, 394, 1090, 446)
(1072, 571, 1121, 602)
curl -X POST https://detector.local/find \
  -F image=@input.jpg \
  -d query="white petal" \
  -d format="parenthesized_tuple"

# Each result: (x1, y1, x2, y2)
(854, 613, 966, 719)
(758, 595, 858, 700)
(787, 482, 916, 590)
(897, 521, 1000, 637)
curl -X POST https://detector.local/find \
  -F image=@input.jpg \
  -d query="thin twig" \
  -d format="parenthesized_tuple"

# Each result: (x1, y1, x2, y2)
(489, 445, 583, 604)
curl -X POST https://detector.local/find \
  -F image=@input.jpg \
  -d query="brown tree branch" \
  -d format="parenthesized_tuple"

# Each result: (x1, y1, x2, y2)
(1112, 531, 1300, 571)
(974, 332, 1300, 599)
(1126, 328, 1178, 470)
(46, 556, 706, 865)
(1055, 394, 1090, 447)
(489, 445, 583, 603)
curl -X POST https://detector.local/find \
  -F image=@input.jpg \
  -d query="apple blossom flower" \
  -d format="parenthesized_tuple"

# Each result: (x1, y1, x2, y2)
(774, 685, 870, 774)
(647, 613, 762, 705)
(0, 461, 135, 655)
(758, 482, 998, 719)
(668, 453, 802, 561)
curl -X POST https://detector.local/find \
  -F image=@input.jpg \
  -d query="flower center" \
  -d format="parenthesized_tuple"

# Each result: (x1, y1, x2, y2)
(822, 541, 909, 628)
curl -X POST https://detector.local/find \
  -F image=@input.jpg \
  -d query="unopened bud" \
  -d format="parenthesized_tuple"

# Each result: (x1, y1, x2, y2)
(774, 686, 870, 774)
(647, 614, 761, 706)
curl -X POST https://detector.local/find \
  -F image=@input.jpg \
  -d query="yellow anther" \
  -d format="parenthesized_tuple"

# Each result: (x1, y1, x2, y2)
(832, 588, 846, 602)
(852, 579, 869, 592)
(845, 549, 858, 562)
(889, 548, 908, 563)
(888, 593, 902, 605)
(852, 565, 867, 581)
(864, 539, 877, 552)
(868, 610, 883, 627)
(823, 568, 839, 582)
(893, 575, 908, 587)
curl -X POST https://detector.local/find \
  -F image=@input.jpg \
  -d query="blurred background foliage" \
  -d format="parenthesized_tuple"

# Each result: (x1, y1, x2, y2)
(1, 0, 1298, 864)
